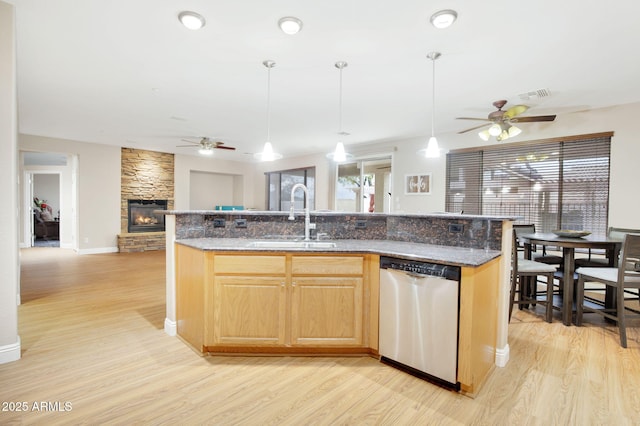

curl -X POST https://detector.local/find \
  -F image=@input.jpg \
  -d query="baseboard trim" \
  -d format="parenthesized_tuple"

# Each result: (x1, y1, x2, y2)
(0, 336, 21, 364)
(164, 318, 177, 336)
(495, 343, 510, 367)
(77, 247, 119, 255)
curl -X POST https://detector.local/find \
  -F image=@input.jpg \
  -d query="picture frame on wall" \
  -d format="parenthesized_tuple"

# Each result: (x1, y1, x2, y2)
(405, 174, 431, 195)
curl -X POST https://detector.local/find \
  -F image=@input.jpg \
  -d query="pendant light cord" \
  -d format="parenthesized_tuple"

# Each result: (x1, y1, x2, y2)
(338, 65, 343, 134)
(431, 55, 436, 138)
(266, 65, 272, 142)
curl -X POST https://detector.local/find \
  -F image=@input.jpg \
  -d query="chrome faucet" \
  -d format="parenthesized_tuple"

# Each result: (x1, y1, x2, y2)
(288, 183, 315, 241)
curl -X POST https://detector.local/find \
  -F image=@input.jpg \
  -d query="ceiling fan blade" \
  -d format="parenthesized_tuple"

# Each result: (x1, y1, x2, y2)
(215, 146, 236, 150)
(503, 104, 529, 119)
(176, 144, 197, 147)
(180, 139, 200, 145)
(458, 123, 491, 134)
(511, 115, 556, 123)
(456, 117, 492, 121)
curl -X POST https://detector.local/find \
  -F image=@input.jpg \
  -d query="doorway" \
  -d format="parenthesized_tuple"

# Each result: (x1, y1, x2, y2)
(21, 151, 77, 249)
(335, 156, 392, 213)
(32, 173, 61, 247)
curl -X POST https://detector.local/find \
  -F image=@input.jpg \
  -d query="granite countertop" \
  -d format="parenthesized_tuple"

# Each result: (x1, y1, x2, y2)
(176, 238, 501, 268)
(162, 209, 518, 221)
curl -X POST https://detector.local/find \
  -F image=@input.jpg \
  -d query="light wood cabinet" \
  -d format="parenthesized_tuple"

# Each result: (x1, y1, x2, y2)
(177, 251, 375, 353)
(290, 256, 364, 346)
(210, 255, 287, 346)
(213, 275, 286, 345)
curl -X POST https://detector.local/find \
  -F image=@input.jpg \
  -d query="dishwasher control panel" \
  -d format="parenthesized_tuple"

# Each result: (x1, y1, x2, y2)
(380, 256, 460, 281)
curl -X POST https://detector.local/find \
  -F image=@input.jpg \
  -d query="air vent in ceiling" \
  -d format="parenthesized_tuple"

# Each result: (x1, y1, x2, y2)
(518, 88, 551, 101)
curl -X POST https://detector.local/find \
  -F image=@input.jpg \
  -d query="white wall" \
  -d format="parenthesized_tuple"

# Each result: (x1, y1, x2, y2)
(189, 171, 239, 210)
(0, 0, 20, 364)
(19, 134, 121, 253)
(174, 154, 257, 210)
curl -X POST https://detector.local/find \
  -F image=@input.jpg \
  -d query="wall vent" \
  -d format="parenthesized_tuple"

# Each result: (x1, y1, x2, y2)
(518, 88, 551, 101)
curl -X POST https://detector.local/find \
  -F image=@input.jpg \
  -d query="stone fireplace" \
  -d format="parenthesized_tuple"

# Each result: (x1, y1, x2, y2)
(118, 148, 174, 252)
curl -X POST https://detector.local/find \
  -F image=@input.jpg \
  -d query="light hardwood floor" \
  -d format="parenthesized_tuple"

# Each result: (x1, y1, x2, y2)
(1, 248, 639, 425)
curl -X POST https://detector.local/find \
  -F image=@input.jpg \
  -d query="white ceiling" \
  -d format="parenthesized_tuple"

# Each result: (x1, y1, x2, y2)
(11, 0, 640, 162)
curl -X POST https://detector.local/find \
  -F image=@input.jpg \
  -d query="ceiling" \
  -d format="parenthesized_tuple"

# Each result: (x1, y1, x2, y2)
(10, 0, 640, 162)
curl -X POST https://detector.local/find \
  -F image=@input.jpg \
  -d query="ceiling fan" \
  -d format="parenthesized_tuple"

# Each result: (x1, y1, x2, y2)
(457, 100, 556, 141)
(177, 137, 236, 155)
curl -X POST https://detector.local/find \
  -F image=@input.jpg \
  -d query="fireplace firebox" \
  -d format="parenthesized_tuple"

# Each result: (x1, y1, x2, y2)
(127, 200, 167, 233)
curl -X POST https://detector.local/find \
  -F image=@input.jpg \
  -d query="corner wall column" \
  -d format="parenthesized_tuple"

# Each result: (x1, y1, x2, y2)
(164, 215, 177, 335)
(0, 0, 21, 364)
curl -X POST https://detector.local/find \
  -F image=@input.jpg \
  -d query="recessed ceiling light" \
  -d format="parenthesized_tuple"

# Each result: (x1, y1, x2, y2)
(278, 16, 303, 35)
(430, 9, 457, 29)
(178, 11, 206, 30)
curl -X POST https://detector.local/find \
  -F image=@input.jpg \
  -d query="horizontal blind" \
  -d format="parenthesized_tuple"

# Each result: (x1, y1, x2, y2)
(446, 134, 611, 237)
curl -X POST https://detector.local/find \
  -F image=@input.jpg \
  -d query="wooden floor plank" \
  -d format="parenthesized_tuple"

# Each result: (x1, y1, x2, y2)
(1, 248, 639, 425)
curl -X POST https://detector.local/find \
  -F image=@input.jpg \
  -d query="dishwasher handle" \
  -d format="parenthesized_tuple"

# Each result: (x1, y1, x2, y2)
(403, 271, 434, 280)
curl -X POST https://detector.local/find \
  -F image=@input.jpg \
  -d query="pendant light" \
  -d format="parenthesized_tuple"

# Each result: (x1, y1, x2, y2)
(327, 61, 353, 162)
(419, 51, 441, 158)
(254, 60, 282, 161)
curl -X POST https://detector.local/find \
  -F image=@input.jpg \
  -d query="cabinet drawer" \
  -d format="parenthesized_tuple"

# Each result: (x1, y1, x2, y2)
(214, 255, 286, 275)
(292, 256, 363, 276)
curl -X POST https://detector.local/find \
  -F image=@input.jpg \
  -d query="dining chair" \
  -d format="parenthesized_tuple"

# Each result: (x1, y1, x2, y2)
(513, 224, 563, 265)
(575, 233, 640, 348)
(575, 227, 640, 304)
(510, 228, 558, 322)
(575, 227, 640, 267)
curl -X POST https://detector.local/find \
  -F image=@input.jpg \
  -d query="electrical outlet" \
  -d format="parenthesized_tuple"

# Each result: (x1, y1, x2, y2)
(448, 223, 463, 233)
(234, 218, 247, 228)
(213, 218, 225, 228)
(355, 220, 367, 229)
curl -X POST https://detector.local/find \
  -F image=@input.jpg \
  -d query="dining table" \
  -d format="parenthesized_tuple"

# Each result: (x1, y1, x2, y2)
(519, 232, 623, 326)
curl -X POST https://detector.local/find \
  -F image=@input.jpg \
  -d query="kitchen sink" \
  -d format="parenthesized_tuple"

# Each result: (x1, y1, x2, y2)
(248, 241, 337, 249)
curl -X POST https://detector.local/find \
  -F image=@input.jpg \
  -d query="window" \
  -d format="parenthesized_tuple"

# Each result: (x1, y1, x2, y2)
(265, 167, 315, 211)
(446, 133, 612, 237)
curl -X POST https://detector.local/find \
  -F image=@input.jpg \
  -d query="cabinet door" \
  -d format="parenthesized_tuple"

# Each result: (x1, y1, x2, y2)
(212, 276, 286, 346)
(290, 276, 363, 346)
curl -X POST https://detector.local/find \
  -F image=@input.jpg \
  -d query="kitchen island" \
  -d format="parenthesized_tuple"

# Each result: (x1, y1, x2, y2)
(163, 211, 515, 396)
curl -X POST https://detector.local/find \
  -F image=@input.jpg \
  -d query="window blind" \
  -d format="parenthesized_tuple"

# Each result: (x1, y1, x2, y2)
(446, 133, 612, 237)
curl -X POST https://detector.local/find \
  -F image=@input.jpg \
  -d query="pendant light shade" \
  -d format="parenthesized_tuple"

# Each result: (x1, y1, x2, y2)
(419, 51, 441, 158)
(254, 60, 282, 161)
(327, 61, 354, 162)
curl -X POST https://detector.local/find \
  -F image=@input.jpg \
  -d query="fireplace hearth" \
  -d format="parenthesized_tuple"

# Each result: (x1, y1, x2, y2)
(127, 200, 167, 233)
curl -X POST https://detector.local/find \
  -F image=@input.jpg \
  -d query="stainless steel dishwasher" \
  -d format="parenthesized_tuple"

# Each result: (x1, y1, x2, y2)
(379, 256, 461, 390)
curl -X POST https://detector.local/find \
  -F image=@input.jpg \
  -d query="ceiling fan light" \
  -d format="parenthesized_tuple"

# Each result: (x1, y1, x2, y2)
(430, 10, 457, 29)
(178, 11, 206, 30)
(488, 123, 502, 136)
(278, 16, 303, 35)
(478, 130, 491, 141)
(508, 125, 522, 137)
(497, 130, 510, 141)
(198, 147, 213, 155)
